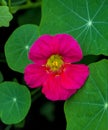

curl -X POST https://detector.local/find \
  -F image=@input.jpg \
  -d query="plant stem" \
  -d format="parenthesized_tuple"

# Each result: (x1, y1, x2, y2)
(31, 88, 41, 96)
(11, 1, 41, 13)
(20, 1, 41, 10)
(32, 92, 41, 103)
(8, 0, 12, 13)
(31, 88, 41, 102)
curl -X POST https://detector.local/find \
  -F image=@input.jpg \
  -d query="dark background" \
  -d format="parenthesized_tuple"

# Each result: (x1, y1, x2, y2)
(0, 4, 66, 130)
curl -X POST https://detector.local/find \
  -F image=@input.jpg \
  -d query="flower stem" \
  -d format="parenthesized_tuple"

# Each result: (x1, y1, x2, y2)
(31, 88, 41, 103)
(31, 88, 41, 96)
(11, 1, 41, 13)
(8, 0, 12, 13)
(19, 1, 41, 10)
(32, 92, 41, 103)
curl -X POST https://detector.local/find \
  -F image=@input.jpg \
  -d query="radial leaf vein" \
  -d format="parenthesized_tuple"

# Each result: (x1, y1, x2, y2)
(72, 101, 103, 107)
(76, 26, 88, 39)
(57, 0, 88, 22)
(81, 26, 89, 43)
(106, 80, 108, 102)
(65, 24, 87, 33)
(86, 0, 90, 20)
(94, 109, 105, 130)
(91, 0, 105, 20)
(15, 102, 21, 119)
(50, 11, 79, 32)
(92, 25, 107, 42)
(83, 108, 104, 130)
(90, 76, 105, 103)
(93, 21, 108, 24)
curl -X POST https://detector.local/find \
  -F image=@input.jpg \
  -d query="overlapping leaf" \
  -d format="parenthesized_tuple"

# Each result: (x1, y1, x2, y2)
(5, 24, 39, 73)
(40, 0, 108, 55)
(0, 6, 13, 27)
(64, 59, 108, 130)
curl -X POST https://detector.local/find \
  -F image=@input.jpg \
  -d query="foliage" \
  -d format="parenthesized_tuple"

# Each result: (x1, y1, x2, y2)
(5, 24, 39, 73)
(0, 82, 31, 124)
(0, 6, 13, 27)
(64, 59, 108, 130)
(0, 0, 108, 129)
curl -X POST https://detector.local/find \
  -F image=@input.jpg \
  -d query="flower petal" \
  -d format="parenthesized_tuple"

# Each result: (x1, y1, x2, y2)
(42, 74, 77, 101)
(53, 34, 83, 63)
(24, 64, 48, 88)
(61, 64, 89, 89)
(29, 35, 53, 65)
(29, 34, 82, 65)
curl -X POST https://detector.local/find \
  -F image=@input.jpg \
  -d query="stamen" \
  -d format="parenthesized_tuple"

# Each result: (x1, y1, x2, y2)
(46, 55, 64, 72)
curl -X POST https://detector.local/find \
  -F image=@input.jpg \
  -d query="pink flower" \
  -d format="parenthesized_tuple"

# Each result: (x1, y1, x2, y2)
(24, 34, 89, 101)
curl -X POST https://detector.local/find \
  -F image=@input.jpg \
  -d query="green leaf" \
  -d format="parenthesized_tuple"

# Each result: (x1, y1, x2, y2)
(0, 6, 13, 27)
(40, 0, 108, 55)
(5, 24, 39, 73)
(64, 59, 108, 130)
(0, 81, 31, 124)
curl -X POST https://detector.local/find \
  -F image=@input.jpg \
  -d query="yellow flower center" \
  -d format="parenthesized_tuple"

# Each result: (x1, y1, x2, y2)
(46, 55, 64, 72)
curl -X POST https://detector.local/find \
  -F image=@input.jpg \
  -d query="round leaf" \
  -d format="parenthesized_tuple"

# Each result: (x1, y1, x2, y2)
(40, 0, 108, 55)
(5, 24, 39, 73)
(64, 59, 108, 130)
(0, 82, 31, 124)
(0, 6, 13, 27)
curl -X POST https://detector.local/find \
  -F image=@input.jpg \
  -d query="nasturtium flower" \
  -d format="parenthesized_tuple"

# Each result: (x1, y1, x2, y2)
(24, 34, 89, 101)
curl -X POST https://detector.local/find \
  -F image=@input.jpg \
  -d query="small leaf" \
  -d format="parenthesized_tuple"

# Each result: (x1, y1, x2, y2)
(5, 24, 39, 73)
(40, 0, 108, 55)
(0, 81, 31, 124)
(64, 59, 108, 130)
(0, 6, 13, 27)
